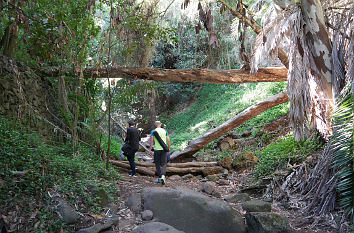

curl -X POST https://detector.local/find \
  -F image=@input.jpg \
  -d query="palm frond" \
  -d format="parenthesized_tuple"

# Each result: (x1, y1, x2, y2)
(332, 82, 354, 223)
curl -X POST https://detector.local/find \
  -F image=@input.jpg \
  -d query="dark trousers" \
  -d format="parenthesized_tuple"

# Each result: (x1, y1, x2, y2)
(154, 150, 167, 178)
(126, 149, 137, 175)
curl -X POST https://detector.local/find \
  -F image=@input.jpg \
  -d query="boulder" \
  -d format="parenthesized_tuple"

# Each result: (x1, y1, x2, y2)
(54, 198, 80, 224)
(217, 137, 235, 152)
(224, 193, 251, 203)
(182, 174, 194, 180)
(233, 151, 258, 171)
(217, 179, 229, 186)
(201, 182, 221, 198)
(169, 175, 182, 181)
(202, 166, 224, 176)
(245, 212, 294, 233)
(76, 216, 118, 233)
(206, 175, 218, 182)
(131, 222, 185, 233)
(126, 193, 142, 213)
(142, 187, 245, 233)
(219, 155, 233, 170)
(242, 200, 271, 212)
(201, 182, 215, 195)
(141, 210, 153, 221)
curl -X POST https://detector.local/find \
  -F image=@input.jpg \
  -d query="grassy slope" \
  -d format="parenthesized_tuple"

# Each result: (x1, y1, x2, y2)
(163, 82, 289, 150)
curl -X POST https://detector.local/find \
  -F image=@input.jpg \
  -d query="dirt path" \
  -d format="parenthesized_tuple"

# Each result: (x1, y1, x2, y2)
(114, 172, 334, 233)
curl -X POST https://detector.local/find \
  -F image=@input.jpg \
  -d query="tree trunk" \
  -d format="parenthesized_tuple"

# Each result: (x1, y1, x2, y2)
(171, 91, 289, 162)
(83, 67, 287, 84)
(116, 160, 218, 168)
(300, 0, 333, 139)
(109, 160, 223, 176)
(0, 22, 19, 57)
(109, 160, 155, 176)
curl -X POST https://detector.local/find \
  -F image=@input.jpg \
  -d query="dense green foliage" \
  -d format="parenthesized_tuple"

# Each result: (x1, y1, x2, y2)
(164, 82, 288, 150)
(0, 115, 120, 232)
(255, 135, 323, 177)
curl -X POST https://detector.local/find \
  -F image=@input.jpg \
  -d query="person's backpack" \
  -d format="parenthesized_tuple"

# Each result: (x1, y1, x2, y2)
(153, 130, 169, 152)
(121, 142, 132, 155)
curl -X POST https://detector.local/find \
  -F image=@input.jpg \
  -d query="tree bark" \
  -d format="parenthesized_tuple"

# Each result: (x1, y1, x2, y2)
(171, 91, 289, 162)
(83, 67, 287, 84)
(300, 0, 334, 138)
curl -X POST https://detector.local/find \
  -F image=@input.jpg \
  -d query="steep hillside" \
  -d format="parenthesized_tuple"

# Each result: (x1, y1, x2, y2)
(164, 82, 289, 150)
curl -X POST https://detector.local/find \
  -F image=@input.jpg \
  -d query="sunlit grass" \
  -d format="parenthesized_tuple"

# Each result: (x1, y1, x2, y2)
(165, 82, 288, 151)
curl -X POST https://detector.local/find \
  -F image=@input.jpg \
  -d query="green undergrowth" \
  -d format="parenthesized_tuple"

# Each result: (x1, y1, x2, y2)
(0, 115, 121, 232)
(102, 135, 124, 159)
(164, 82, 288, 150)
(255, 134, 324, 177)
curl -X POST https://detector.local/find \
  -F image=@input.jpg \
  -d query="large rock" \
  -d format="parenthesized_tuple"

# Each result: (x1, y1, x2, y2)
(202, 166, 224, 176)
(205, 175, 218, 182)
(131, 222, 185, 233)
(245, 212, 294, 233)
(126, 193, 142, 213)
(242, 200, 271, 212)
(142, 187, 245, 233)
(76, 216, 118, 233)
(201, 182, 221, 198)
(201, 182, 215, 195)
(233, 151, 258, 170)
(141, 210, 153, 221)
(54, 198, 80, 224)
(224, 193, 251, 203)
(182, 174, 194, 180)
(218, 155, 233, 170)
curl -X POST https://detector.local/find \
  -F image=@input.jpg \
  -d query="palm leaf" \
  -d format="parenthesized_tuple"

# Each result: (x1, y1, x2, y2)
(332, 83, 354, 223)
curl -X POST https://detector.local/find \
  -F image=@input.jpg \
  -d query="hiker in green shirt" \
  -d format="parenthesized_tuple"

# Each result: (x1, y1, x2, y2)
(149, 121, 170, 184)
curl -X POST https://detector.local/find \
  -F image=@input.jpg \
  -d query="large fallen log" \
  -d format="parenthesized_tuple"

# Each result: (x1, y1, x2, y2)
(171, 91, 289, 162)
(110, 160, 155, 176)
(83, 67, 287, 84)
(40, 66, 287, 84)
(116, 160, 218, 168)
(109, 160, 224, 176)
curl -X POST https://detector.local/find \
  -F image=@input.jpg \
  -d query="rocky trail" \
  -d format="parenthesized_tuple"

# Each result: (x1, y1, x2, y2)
(108, 171, 334, 233)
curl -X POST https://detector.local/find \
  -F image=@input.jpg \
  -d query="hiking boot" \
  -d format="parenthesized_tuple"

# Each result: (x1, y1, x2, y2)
(161, 175, 166, 185)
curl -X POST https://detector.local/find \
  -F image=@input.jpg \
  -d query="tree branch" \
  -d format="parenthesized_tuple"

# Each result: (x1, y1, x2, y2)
(217, 0, 289, 68)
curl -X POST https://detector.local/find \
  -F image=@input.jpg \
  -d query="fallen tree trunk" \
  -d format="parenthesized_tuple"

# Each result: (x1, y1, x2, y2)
(109, 160, 223, 176)
(116, 160, 218, 168)
(84, 67, 287, 84)
(171, 91, 289, 162)
(110, 160, 155, 176)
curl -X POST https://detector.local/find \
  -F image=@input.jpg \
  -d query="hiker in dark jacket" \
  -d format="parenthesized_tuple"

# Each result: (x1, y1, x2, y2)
(149, 121, 170, 184)
(125, 120, 141, 177)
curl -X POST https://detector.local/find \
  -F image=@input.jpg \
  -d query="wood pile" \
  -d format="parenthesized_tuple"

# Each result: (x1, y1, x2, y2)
(109, 160, 223, 177)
